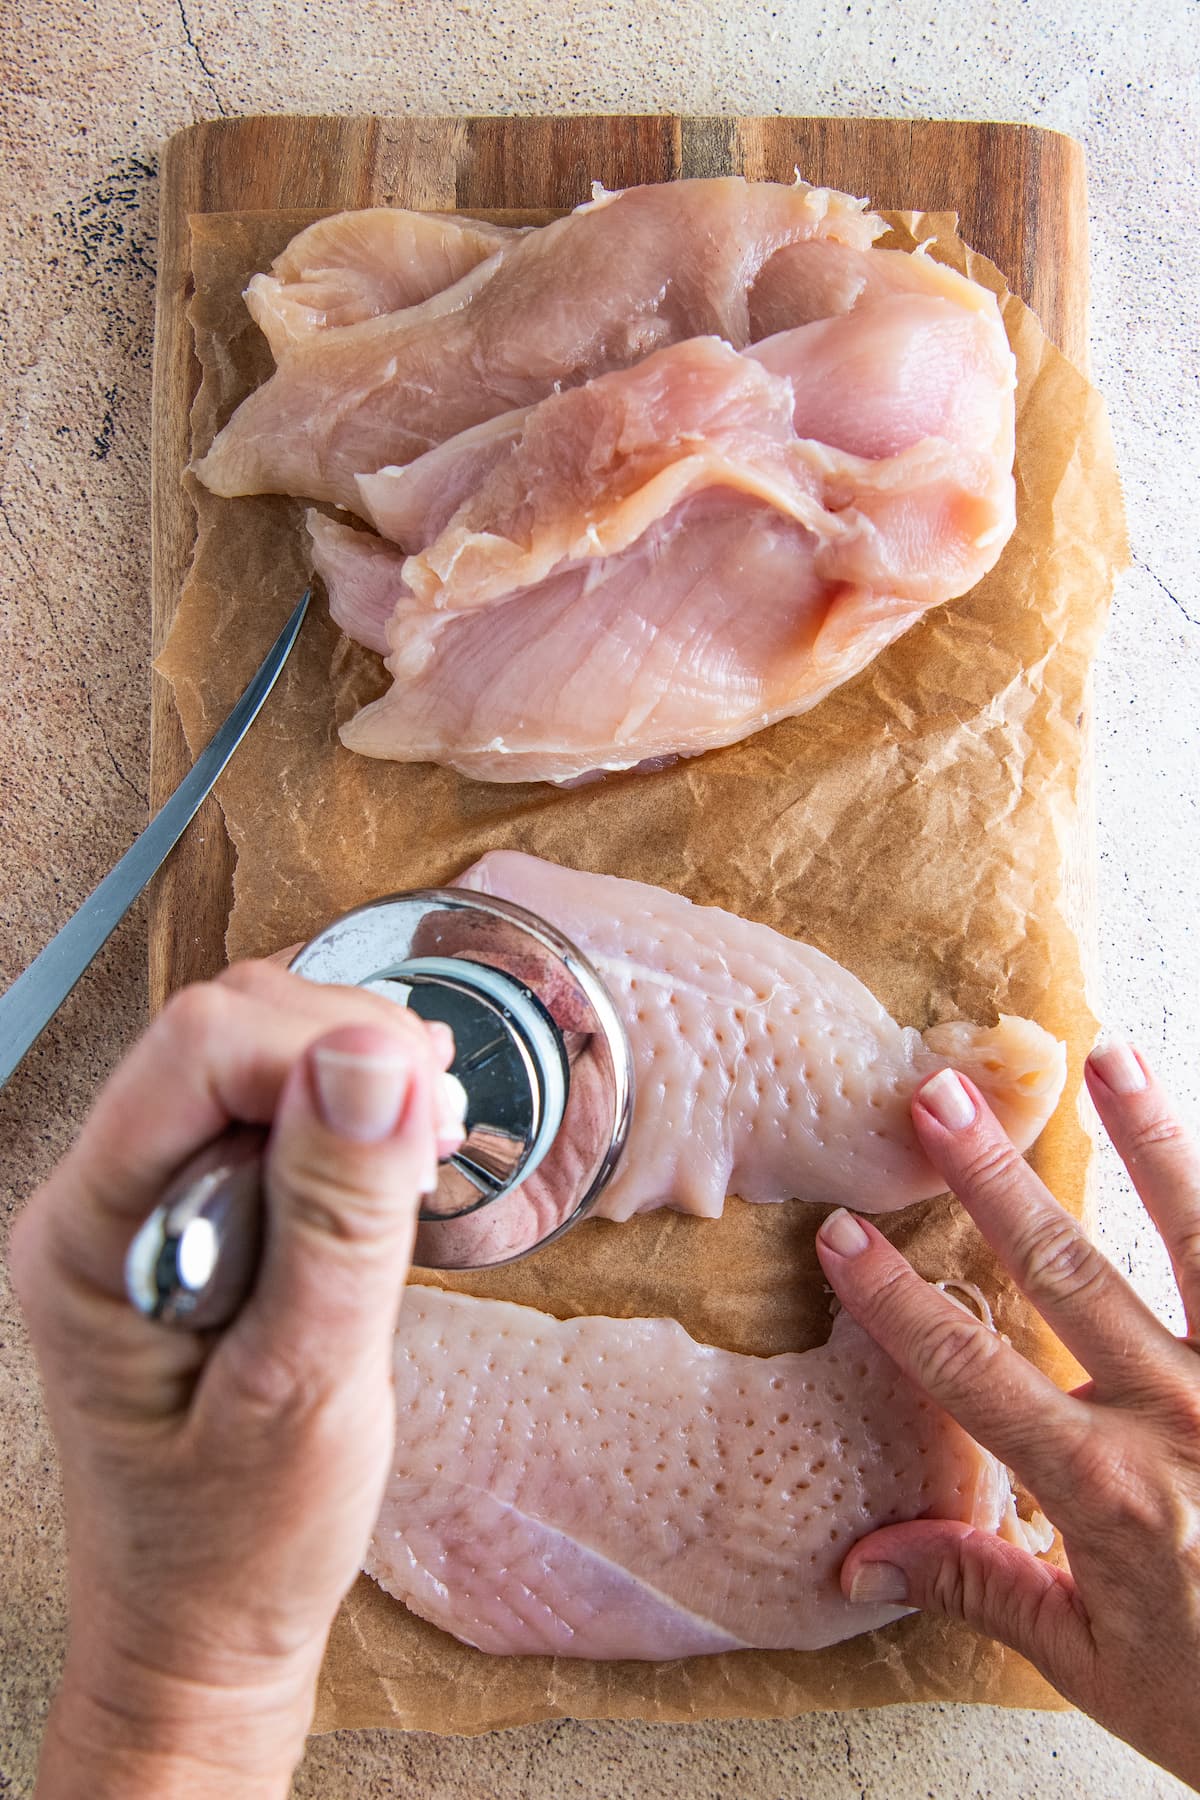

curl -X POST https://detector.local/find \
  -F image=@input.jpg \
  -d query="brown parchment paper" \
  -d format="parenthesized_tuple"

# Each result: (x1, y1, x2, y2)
(159, 206, 1128, 1732)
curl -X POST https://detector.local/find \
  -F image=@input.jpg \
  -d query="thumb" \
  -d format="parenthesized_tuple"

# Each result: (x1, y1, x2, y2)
(841, 1521, 1093, 1689)
(219, 1020, 441, 1405)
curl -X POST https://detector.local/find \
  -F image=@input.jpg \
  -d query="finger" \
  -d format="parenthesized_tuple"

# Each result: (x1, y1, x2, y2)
(59, 967, 440, 1222)
(207, 1021, 437, 1414)
(840, 1520, 1094, 1697)
(815, 1210, 1086, 1509)
(218, 958, 456, 1074)
(35, 972, 452, 1314)
(911, 1068, 1181, 1395)
(9, 1199, 211, 1424)
(223, 960, 461, 1145)
(17, 1006, 444, 1425)
(1086, 1041, 1200, 1331)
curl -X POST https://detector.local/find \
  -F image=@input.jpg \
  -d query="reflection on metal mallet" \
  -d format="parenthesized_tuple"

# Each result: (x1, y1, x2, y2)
(124, 890, 634, 1329)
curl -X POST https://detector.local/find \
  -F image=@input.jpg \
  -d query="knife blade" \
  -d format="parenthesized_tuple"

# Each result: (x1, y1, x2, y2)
(0, 587, 311, 1089)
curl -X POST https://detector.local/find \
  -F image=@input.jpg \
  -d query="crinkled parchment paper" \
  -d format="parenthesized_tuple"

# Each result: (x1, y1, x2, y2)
(158, 205, 1127, 1730)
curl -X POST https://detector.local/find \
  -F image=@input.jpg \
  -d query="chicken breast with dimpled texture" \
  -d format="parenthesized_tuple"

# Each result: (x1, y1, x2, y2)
(368, 1287, 1040, 1658)
(451, 853, 1064, 1220)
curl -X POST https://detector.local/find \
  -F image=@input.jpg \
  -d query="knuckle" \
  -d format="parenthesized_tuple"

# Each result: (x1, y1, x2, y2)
(215, 958, 285, 1000)
(1122, 1113, 1189, 1163)
(1014, 1215, 1110, 1308)
(857, 1261, 920, 1336)
(218, 1330, 323, 1418)
(355, 994, 428, 1040)
(918, 1311, 1001, 1397)
(1170, 1226, 1200, 1289)
(928, 1555, 970, 1620)
(1060, 1431, 1164, 1532)
(1163, 1381, 1200, 1446)
(1139, 1352, 1200, 1441)
(278, 1169, 412, 1248)
(157, 981, 231, 1053)
(919, 1537, 1018, 1631)
(1026, 1572, 1068, 1647)
(957, 1138, 1026, 1196)
(287, 1184, 372, 1245)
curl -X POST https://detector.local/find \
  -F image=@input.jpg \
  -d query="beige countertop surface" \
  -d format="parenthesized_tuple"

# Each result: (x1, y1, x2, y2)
(2, 2, 1197, 1795)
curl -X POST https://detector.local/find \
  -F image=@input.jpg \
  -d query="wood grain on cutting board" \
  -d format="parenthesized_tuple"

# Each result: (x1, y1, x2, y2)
(148, 113, 1087, 1004)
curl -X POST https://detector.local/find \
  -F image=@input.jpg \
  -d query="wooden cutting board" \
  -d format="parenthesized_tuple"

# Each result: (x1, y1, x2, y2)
(148, 114, 1088, 1005)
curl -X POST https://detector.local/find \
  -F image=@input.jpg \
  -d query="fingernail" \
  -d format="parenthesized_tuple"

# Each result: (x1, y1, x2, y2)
(427, 1021, 455, 1066)
(919, 1068, 977, 1131)
(435, 1072, 468, 1157)
(312, 1046, 413, 1143)
(849, 1562, 909, 1605)
(1088, 1038, 1147, 1096)
(817, 1207, 870, 1258)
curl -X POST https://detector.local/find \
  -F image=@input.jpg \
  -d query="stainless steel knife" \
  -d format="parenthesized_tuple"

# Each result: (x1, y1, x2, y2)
(0, 587, 310, 1089)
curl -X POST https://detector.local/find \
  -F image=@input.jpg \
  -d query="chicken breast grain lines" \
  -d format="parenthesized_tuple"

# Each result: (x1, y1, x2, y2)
(325, 299, 1013, 782)
(245, 209, 524, 353)
(193, 178, 1018, 784)
(370, 1287, 1048, 1659)
(197, 179, 882, 507)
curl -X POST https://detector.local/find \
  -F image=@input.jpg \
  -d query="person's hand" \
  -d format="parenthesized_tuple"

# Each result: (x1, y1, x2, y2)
(815, 1041, 1200, 1792)
(10, 962, 466, 1799)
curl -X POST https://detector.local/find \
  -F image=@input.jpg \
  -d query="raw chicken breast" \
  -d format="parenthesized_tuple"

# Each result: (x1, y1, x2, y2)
(747, 233, 997, 337)
(356, 293, 1011, 591)
(356, 410, 531, 559)
(317, 290, 1015, 781)
(368, 1286, 1034, 1658)
(193, 177, 885, 510)
(245, 209, 522, 357)
(454, 853, 1065, 1220)
(315, 497, 929, 779)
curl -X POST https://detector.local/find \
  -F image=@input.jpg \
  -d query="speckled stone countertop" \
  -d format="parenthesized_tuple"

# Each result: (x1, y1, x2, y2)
(1, 3, 1197, 1795)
